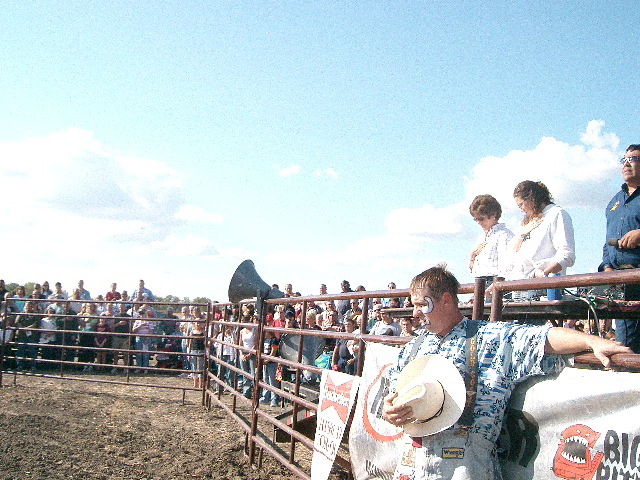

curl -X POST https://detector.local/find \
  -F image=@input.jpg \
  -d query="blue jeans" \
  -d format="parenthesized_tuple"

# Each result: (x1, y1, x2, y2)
(16, 343, 38, 370)
(190, 349, 204, 378)
(338, 357, 356, 375)
(261, 362, 279, 403)
(217, 354, 234, 386)
(240, 354, 256, 395)
(135, 337, 150, 368)
(615, 283, 640, 353)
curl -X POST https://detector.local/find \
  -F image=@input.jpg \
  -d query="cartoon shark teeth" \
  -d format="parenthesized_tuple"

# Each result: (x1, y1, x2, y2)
(561, 450, 586, 465)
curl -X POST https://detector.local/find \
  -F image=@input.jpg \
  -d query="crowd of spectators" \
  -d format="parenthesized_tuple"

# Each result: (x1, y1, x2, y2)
(0, 279, 205, 374)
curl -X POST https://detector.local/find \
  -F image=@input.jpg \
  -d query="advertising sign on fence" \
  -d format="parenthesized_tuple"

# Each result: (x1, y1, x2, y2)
(311, 369, 360, 480)
(348, 343, 403, 480)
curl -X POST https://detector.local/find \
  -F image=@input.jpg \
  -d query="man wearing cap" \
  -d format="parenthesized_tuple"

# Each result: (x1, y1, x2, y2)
(601, 144, 640, 353)
(382, 265, 630, 479)
(368, 304, 401, 336)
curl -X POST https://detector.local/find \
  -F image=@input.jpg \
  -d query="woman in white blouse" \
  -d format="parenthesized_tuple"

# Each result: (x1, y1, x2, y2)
(507, 180, 575, 302)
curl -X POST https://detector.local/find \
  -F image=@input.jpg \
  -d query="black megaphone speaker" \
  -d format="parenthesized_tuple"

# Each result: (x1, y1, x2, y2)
(228, 260, 284, 304)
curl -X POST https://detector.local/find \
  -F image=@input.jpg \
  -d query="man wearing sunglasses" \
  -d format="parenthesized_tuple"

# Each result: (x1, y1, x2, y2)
(601, 144, 640, 352)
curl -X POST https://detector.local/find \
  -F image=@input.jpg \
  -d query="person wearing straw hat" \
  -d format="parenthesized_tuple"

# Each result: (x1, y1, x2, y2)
(382, 265, 630, 480)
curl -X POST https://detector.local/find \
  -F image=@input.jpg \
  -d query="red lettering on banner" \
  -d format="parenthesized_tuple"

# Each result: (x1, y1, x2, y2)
(320, 375, 353, 423)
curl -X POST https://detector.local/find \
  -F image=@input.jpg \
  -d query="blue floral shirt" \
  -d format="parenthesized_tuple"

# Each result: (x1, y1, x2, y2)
(387, 317, 566, 443)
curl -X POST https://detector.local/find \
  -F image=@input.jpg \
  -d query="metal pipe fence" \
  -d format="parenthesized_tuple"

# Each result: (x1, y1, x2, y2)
(204, 269, 640, 479)
(0, 298, 209, 400)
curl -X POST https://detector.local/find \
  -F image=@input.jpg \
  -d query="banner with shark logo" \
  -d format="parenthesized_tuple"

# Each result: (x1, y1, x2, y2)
(499, 367, 640, 480)
(347, 345, 640, 480)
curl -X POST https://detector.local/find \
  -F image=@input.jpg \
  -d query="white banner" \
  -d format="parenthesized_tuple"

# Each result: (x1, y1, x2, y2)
(348, 343, 403, 480)
(348, 346, 640, 480)
(311, 369, 360, 480)
(499, 367, 640, 480)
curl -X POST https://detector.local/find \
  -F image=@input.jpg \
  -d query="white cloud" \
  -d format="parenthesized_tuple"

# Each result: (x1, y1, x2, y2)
(315, 167, 339, 178)
(174, 205, 223, 224)
(465, 121, 619, 211)
(151, 234, 220, 257)
(384, 203, 466, 237)
(0, 128, 227, 297)
(278, 164, 301, 177)
(580, 119, 620, 150)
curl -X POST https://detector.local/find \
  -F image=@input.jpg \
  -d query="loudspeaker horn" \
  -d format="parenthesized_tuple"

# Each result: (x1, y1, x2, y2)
(228, 259, 284, 304)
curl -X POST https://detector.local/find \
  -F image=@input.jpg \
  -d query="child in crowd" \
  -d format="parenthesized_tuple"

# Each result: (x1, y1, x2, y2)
(94, 316, 110, 370)
(216, 324, 235, 386)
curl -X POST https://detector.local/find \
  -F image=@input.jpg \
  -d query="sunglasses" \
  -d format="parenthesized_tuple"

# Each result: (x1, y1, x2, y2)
(620, 156, 640, 165)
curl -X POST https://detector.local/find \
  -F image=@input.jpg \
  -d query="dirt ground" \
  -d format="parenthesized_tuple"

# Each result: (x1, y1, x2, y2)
(0, 373, 295, 480)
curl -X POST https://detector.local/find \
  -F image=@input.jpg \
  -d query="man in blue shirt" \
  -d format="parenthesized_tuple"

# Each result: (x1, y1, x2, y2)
(601, 143, 640, 352)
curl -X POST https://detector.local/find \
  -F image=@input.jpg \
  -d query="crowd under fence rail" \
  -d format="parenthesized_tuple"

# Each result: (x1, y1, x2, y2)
(0, 298, 211, 401)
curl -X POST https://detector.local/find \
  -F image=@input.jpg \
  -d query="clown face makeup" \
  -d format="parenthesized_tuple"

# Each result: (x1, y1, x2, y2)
(420, 296, 434, 315)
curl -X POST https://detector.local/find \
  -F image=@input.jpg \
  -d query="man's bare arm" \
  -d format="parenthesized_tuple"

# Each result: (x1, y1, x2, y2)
(545, 327, 632, 369)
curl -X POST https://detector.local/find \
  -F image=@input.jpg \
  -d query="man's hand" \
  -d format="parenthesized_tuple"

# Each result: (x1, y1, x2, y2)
(619, 229, 640, 249)
(381, 392, 415, 427)
(586, 336, 632, 370)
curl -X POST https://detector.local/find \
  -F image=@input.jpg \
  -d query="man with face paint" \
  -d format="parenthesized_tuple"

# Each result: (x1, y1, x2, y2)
(382, 265, 630, 480)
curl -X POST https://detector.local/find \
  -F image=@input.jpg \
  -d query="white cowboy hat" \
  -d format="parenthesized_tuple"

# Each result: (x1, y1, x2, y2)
(393, 354, 466, 437)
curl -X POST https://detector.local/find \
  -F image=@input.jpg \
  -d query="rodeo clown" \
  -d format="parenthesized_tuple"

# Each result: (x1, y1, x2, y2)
(382, 265, 629, 480)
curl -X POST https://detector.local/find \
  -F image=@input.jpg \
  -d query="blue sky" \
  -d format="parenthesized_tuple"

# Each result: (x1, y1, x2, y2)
(1, 1, 638, 299)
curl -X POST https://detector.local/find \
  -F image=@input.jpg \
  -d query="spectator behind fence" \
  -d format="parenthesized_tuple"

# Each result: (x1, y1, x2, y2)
(506, 180, 575, 303)
(179, 306, 192, 376)
(55, 300, 77, 364)
(188, 316, 206, 389)
(41, 281, 53, 299)
(260, 330, 280, 407)
(369, 305, 401, 336)
(76, 280, 91, 301)
(0, 280, 8, 304)
(69, 289, 83, 314)
(94, 315, 110, 370)
(468, 194, 514, 289)
(331, 317, 357, 375)
(49, 282, 68, 301)
(215, 322, 235, 387)
(132, 309, 154, 371)
(382, 281, 397, 307)
(239, 306, 257, 398)
(601, 144, 640, 353)
(106, 282, 121, 302)
(15, 300, 41, 371)
(336, 280, 353, 323)
(382, 265, 630, 479)
(400, 317, 417, 337)
(112, 302, 131, 373)
(131, 279, 154, 302)
(78, 303, 98, 370)
(39, 305, 59, 369)
(13, 285, 27, 312)
(343, 299, 362, 327)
